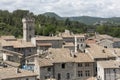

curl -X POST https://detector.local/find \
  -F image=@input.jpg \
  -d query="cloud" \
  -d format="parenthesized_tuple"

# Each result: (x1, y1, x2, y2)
(0, 0, 120, 17)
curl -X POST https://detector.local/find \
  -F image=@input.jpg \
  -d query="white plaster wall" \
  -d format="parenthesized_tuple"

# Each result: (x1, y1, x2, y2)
(97, 63, 104, 80)
(3, 53, 7, 61)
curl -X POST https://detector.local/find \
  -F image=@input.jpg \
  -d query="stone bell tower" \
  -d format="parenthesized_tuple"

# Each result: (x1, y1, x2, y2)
(22, 17, 35, 42)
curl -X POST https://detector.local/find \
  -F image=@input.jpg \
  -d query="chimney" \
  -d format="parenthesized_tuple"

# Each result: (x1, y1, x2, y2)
(74, 36, 77, 53)
(70, 50, 77, 58)
(16, 68, 20, 73)
(102, 49, 105, 53)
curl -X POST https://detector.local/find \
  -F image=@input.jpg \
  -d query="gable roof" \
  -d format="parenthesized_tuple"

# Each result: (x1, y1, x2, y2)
(87, 44, 116, 59)
(0, 67, 37, 79)
(37, 48, 94, 67)
(97, 60, 120, 68)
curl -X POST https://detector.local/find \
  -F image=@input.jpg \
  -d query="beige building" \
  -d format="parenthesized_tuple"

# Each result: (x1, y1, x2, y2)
(63, 42, 75, 51)
(0, 67, 37, 80)
(33, 48, 95, 80)
(86, 44, 116, 76)
(95, 34, 120, 48)
(0, 36, 36, 57)
(97, 60, 120, 80)
(86, 44, 116, 61)
(58, 30, 86, 52)
(36, 36, 63, 51)
(1, 48, 23, 62)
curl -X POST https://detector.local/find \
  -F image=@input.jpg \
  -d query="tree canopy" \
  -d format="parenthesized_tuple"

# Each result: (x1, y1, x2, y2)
(0, 9, 120, 38)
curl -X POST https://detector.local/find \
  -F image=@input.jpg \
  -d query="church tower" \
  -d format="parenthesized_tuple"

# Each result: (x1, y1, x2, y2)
(22, 17, 35, 42)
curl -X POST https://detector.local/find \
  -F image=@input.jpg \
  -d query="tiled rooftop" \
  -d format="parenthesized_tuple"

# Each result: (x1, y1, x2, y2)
(97, 60, 120, 68)
(0, 67, 37, 79)
(87, 44, 116, 59)
(37, 48, 94, 67)
(36, 36, 63, 40)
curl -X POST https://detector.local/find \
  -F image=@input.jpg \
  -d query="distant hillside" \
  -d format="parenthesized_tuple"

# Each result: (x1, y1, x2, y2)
(43, 12, 62, 20)
(66, 16, 104, 25)
(42, 12, 120, 25)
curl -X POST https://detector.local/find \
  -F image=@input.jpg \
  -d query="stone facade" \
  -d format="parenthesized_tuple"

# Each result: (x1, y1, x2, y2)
(22, 17, 35, 42)
(35, 62, 94, 80)
(2, 45, 36, 56)
(97, 61, 120, 80)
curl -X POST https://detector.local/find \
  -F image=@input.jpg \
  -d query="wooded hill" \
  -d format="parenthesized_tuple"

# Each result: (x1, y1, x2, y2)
(0, 10, 120, 38)
(0, 10, 87, 37)
(43, 12, 120, 25)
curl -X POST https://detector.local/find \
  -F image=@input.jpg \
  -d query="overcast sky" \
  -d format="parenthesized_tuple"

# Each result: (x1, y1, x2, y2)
(0, 0, 120, 17)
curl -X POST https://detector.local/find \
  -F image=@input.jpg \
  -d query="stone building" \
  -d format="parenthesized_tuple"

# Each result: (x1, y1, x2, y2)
(58, 30, 86, 52)
(0, 17, 37, 57)
(95, 34, 120, 48)
(1, 48, 23, 63)
(86, 44, 116, 61)
(97, 60, 120, 80)
(0, 37, 36, 57)
(0, 17, 36, 56)
(86, 44, 116, 76)
(22, 17, 35, 42)
(36, 36, 63, 52)
(33, 48, 95, 80)
(0, 17, 37, 67)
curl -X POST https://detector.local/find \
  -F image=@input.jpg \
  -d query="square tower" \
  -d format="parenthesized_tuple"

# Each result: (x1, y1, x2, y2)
(22, 17, 35, 42)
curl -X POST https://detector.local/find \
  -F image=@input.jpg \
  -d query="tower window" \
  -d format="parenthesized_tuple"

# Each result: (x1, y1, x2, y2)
(29, 27, 32, 31)
(29, 35, 31, 39)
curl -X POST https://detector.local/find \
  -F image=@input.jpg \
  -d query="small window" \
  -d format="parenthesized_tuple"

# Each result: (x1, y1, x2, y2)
(78, 71, 83, 77)
(61, 63, 65, 69)
(18, 48, 21, 51)
(104, 46, 107, 48)
(44, 76, 47, 79)
(81, 39, 82, 42)
(77, 44, 79, 49)
(78, 63, 82, 67)
(29, 27, 32, 31)
(26, 78, 29, 80)
(58, 73, 61, 80)
(81, 44, 83, 47)
(29, 49, 32, 52)
(85, 70, 90, 76)
(83, 38, 85, 41)
(29, 35, 31, 39)
(85, 63, 89, 67)
(47, 67, 51, 71)
(66, 73, 70, 79)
